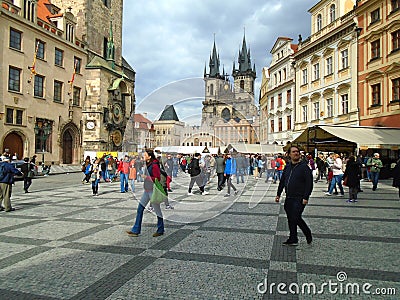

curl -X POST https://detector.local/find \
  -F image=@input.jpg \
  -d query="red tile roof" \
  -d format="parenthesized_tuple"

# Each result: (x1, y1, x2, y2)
(290, 44, 299, 53)
(134, 114, 153, 130)
(37, 0, 61, 24)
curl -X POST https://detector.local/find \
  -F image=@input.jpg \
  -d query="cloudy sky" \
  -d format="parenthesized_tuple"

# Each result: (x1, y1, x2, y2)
(122, 0, 312, 124)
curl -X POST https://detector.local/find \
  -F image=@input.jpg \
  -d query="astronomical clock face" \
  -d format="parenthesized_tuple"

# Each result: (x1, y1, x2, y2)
(111, 130, 122, 146)
(113, 104, 123, 124)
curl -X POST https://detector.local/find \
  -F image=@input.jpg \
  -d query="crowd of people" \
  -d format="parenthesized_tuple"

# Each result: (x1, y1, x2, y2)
(1, 148, 400, 245)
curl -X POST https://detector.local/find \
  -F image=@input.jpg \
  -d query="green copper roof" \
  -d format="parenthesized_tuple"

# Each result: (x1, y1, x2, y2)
(159, 105, 179, 121)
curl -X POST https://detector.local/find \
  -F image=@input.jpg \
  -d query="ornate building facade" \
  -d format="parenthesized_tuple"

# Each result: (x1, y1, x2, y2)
(293, 0, 358, 136)
(201, 36, 259, 147)
(260, 37, 297, 145)
(356, 0, 400, 127)
(0, 0, 135, 165)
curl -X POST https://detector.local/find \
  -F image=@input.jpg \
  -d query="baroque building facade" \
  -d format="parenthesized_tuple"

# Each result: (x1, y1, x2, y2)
(293, 0, 358, 136)
(0, 0, 135, 165)
(260, 37, 297, 146)
(356, 0, 400, 127)
(201, 36, 259, 147)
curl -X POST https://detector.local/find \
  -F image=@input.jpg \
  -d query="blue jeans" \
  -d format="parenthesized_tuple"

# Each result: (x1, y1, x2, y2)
(120, 173, 129, 192)
(328, 174, 344, 194)
(370, 172, 379, 190)
(236, 168, 244, 183)
(131, 191, 164, 234)
(129, 179, 135, 192)
(274, 170, 282, 182)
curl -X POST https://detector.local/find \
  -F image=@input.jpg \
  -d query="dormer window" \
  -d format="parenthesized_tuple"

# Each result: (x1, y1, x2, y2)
(66, 23, 74, 42)
(23, 0, 35, 22)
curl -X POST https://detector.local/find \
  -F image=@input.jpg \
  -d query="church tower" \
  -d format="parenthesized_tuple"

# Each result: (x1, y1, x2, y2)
(202, 39, 232, 126)
(232, 33, 256, 99)
(50, 0, 136, 152)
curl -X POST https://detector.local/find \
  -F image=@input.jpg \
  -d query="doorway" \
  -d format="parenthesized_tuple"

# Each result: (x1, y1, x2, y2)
(3, 132, 23, 159)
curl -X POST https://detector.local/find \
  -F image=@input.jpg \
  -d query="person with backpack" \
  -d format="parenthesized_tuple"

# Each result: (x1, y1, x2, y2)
(0, 156, 23, 212)
(126, 149, 165, 237)
(20, 157, 35, 193)
(187, 153, 208, 196)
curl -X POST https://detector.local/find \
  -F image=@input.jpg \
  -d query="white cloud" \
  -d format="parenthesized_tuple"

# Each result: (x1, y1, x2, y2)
(123, 0, 311, 123)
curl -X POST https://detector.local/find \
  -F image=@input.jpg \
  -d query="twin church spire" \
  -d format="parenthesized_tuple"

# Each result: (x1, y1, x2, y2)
(204, 33, 256, 79)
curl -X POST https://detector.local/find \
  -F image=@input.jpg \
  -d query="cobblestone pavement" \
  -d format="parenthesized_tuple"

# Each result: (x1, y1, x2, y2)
(0, 172, 399, 299)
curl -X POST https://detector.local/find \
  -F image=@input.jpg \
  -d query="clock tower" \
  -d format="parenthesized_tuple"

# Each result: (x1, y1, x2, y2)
(50, 0, 136, 152)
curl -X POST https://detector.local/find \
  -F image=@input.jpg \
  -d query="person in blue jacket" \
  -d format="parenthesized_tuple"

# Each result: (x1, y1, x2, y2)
(275, 146, 313, 246)
(0, 156, 23, 212)
(224, 153, 239, 197)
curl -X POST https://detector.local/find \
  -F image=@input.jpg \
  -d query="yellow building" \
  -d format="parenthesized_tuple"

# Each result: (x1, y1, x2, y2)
(356, 0, 400, 127)
(294, 0, 359, 137)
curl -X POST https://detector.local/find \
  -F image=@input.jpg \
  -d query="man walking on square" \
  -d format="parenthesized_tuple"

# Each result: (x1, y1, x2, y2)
(215, 153, 225, 191)
(275, 145, 313, 246)
(0, 156, 23, 212)
(367, 153, 383, 191)
(117, 155, 130, 193)
(187, 153, 208, 195)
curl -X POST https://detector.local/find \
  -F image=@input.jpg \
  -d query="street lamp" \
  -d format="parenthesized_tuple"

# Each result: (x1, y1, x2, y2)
(34, 121, 52, 165)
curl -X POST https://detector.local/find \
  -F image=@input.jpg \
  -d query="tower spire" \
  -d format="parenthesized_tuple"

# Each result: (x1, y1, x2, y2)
(208, 36, 221, 78)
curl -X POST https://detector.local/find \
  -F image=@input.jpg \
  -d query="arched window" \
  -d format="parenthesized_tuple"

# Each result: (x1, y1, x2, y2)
(317, 14, 322, 31)
(330, 5, 336, 23)
(210, 84, 214, 95)
(240, 80, 244, 90)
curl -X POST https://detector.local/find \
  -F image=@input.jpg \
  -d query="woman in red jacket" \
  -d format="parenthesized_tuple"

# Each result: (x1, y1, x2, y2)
(126, 149, 164, 237)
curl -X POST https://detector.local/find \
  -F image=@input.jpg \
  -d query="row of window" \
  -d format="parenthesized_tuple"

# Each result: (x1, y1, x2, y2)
(315, 1, 399, 33)
(369, 30, 400, 62)
(370, 1, 399, 26)
(302, 49, 348, 85)
(372, 78, 400, 105)
(316, 4, 336, 32)
(270, 90, 292, 109)
(269, 77, 400, 133)
(182, 142, 213, 147)
(299, 94, 348, 124)
(270, 115, 292, 133)
(8, 66, 81, 105)
(10, 28, 82, 71)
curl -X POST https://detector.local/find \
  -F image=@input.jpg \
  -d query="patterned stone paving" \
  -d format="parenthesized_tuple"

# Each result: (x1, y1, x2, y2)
(0, 172, 399, 299)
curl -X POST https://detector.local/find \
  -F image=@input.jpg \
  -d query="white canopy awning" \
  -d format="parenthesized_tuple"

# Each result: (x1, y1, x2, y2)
(226, 143, 284, 154)
(292, 125, 400, 150)
(155, 146, 206, 154)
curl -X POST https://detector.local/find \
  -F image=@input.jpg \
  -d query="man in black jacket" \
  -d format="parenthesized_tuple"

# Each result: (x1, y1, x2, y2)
(275, 146, 313, 246)
(21, 157, 34, 193)
(187, 153, 208, 196)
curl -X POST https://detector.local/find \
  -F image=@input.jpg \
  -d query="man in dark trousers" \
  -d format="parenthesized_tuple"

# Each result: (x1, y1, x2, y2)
(21, 157, 35, 193)
(275, 146, 313, 246)
(187, 153, 208, 196)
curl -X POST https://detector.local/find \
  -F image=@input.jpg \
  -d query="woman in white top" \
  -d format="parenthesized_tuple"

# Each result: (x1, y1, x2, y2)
(325, 153, 345, 196)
